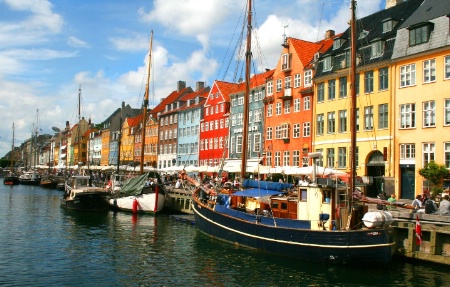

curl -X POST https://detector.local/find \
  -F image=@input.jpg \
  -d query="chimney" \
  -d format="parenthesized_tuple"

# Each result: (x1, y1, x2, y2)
(177, 81, 186, 92)
(122, 101, 125, 109)
(325, 30, 335, 39)
(66, 121, 70, 130)
(385, 0, 405, 9)
(196, 81, 205, 91)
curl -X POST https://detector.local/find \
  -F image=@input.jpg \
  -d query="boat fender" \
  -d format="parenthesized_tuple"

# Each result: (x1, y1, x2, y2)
(132, 199, 138, 213)
(362, 211, 394, 229)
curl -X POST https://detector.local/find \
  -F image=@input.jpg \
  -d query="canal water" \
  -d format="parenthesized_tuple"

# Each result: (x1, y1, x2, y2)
(0, 184, 449, 287)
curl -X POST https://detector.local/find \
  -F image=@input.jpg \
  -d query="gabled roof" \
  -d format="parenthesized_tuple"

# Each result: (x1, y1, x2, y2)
(314, 0, 424, 78)
(400, 0, 450, 28)
(215, 80, 240, 102)
(289, 37, 333, 68)
(126, 114, 143, 128)
(230, 69, 275, 95)
(151, 87, 193, 115)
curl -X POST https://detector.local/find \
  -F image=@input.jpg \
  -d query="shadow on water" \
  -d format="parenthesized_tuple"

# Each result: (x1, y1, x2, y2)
(190, 230, 450, 287)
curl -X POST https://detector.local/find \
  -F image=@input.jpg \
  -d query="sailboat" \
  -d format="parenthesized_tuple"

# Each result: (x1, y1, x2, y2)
(3, 123, 20, 185)
(19, 110, 42, 185)
(191, 0, 395, 264)
(61, 87, 111, 211)
(109, 31, 166, 214)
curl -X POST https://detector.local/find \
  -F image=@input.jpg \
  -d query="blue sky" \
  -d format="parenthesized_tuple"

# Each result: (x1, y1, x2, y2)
(0, 0, 385, 157)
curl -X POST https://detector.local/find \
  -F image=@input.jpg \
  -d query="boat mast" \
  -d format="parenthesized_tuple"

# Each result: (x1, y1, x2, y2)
(240, 0, 252, 180)
(10, 123, 15, 173)
(349, 0, 357, 201)
(78, 86, 82, 165)
(140, 30, 153, 174)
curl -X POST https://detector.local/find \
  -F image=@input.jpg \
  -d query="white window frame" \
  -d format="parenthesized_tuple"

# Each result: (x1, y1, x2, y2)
(400, 64, 416, 88)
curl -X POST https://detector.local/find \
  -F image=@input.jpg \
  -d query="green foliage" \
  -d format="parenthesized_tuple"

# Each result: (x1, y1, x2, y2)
(418, 161, 449, 185)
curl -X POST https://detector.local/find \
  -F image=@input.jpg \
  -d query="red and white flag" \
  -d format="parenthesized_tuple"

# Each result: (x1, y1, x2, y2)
(415, 215, 422, 245)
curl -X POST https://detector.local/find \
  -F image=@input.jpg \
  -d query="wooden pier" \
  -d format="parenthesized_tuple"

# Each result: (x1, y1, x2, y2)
(164, 188, 193, 214)
(390, 210, 450, 265)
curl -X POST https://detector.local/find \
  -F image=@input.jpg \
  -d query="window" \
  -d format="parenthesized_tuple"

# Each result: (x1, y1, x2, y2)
(423, 59, 436, 83)
(284, 100, 291, 114)
(379, 67, 388, 91)
(317, 83, 325, 102)
(254, 134, 261, 152)
(285, 76, 291, 88)
(382, 19, 397, 33)
(400, 144, 415, 160)
(276, 79, 282, 92)
(266, 127, 272, 140)
(422, 143, 435, 167)
(327, 112, 335, 134)
(378, 103, 388, 129)
(304, 97, 310, 110)
(445, 56, 450, 80)
(231, 98, 237, 107)
(294, 99, 300, 112)
(275, 151, 281, 166)
(333, 38, 342, 50)
(409, 24, 433, 46)
(293, 124, 300, 138)
(238, 95, 244, 106)
(304, 70, 312, 87)
(316, 114, 324, 135)
(303, 122, 310, 137)
(236, 136, 242, 153)
(282, 53, 290, 70)
(293, 150, 300, 167)
(400, 64, 416, 88)
(237, 113, 243, 126)
(338, 147, 347, 168)
(445, 99, 450, 126)
(364, 106, 373, 130)
(339, 76, 347, 98)
(339, 110, 347, 133)
(267, 81, 273, 95)
(229, 137, 234, 154)
(328, 79, 336, 100)
(327, 148, 335, 168)
(294, 74, 301, 88)
(323, 56, 332, 71)
(267, 104, 273, 117)
(276, 102, 282, 115)
(423, 100, 435, 127)
(283, 151, 290, 166)
(364, 71, 374, 93)
(400, 103, 415, 129)
(355, 73, 360, 95)
(371, 40, 384, 58)
(445, 143, 450, 168)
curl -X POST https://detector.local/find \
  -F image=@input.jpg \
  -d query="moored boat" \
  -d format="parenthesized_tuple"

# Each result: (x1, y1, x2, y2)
(19, 171, 41, 185)
(109, 172, 166, 214)
(61, 174, 111, 211)
(4, 173, 20, 185)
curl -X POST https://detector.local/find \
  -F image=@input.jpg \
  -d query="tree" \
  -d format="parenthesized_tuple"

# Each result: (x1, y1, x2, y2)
(418, 161, 449, 195)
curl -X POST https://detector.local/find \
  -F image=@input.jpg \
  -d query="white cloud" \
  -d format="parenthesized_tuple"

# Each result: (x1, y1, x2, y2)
(67, 36, 89, 48)
(110, 32, 150, 52)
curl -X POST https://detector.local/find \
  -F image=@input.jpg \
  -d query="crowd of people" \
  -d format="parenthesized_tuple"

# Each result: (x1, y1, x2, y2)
(411, 191, 450, 215)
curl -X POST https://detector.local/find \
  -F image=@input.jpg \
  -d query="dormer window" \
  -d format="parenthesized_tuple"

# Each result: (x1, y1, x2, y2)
(314, 52, 320, 62)
(282, 53, 290, 70)
(195, 97, 199, 104)
(382, 18, 398, 33)
(409, 22, 434, 47)
(333, 38, 344, 50)
(371, 39, 384, 58)
(323, 55, 333, 71)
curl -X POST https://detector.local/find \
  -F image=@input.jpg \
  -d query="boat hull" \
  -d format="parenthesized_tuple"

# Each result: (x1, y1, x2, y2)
(19, 179, 41, 186)
(192, 199, 395, 264)
(4, 176, 20, 185)
(109, 192, 165, 214)
(61, 193, 110, 211)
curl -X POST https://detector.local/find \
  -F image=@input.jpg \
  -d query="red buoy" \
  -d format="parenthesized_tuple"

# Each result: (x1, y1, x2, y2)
(132, 198, 138, 213)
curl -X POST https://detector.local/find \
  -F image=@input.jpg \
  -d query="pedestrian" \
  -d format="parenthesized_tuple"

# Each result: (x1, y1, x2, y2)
(387, 194, 396, 210)
(437, 195, 450, 215)
(412, 194, 424, 213)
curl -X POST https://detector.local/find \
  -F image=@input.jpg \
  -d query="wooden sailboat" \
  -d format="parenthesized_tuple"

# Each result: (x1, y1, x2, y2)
(109, 31, 166, 214)
(3, 123, 20, 185)
(61, 87, 111, 211)
(191, 0, 395, 264)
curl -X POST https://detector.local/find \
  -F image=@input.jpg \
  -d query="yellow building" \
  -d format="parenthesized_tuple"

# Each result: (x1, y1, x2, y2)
(391, 2, 450, 198)
(101, 128, 110, 166)
(312, 1, 423, 198)
(120, 114, 143, 165)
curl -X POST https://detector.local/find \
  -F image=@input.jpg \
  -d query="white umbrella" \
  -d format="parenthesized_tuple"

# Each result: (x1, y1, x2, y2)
(185, 165, 198, 172)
